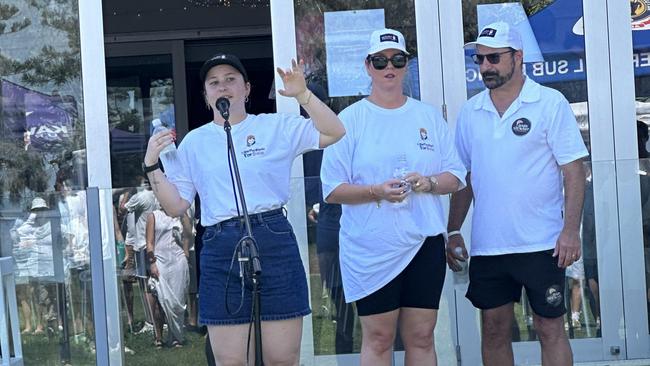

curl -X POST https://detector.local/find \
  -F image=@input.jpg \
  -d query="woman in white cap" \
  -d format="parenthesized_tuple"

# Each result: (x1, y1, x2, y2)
(321, 28, 466, 365)
(143, 54, 344, 364)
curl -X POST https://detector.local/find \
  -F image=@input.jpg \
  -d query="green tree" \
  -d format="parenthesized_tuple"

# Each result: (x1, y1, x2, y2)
(0, 0, 84, 203)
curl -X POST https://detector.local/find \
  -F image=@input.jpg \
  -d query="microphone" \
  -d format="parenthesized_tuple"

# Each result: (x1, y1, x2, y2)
(216, 97, 230, 120)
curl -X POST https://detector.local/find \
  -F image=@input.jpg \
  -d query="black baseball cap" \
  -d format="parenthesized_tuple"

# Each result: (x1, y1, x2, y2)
(199, 53, 249, 83)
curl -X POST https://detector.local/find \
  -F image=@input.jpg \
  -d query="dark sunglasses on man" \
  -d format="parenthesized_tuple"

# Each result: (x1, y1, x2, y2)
(471, 49, 515, 65)
(367, 53, 408, 70)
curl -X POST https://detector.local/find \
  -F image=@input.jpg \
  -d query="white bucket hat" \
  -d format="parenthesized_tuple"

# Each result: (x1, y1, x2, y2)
(30, 197, 48, 210)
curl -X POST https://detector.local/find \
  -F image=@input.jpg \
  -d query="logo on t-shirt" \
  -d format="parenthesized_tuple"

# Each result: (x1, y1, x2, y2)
(419, 128, 428, 140)
(512, 118, 531, 136)
(545, 285, 563, 307)
(417, 128, 434, 151)
(241, 134, 265, 158)
(246, 135, 256, 147)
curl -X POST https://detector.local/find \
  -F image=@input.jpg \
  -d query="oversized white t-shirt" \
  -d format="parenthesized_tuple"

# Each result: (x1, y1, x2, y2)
(321, 98, 466, 302)
(455, 77, 589, 255)
(124, 189, 158, 251)
(168, 113, 320, 226)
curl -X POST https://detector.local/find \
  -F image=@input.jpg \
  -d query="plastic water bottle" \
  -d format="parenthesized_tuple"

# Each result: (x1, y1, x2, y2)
(151, 118, 178, 174)
(392, 154, 411, 208)
(452, 246, 469, 284)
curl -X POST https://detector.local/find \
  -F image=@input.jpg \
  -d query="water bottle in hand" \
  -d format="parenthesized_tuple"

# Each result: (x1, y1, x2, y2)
(454, 246, 468, 275)
(151, 118, 179, 174)
(392, 154, 411, 208)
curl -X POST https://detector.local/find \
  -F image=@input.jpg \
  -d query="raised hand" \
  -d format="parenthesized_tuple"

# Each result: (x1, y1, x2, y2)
(276, 59, 308, 98)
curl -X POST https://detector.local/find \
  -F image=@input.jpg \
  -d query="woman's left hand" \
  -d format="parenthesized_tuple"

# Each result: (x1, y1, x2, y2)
(276, 59, 307, 98)
(405, 172, 431, 193)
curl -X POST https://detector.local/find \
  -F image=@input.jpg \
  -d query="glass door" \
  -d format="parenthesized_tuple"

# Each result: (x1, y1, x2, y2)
(608, 0, 650, 360)
(271, 0, 455, 364)
(440, 0, 627, 364)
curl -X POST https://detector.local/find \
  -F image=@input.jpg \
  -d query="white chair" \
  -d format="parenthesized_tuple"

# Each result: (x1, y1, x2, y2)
(0, 257, 23, 366)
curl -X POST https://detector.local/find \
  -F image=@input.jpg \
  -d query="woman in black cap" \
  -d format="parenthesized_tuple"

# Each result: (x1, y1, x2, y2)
(143, 54, 344, 364)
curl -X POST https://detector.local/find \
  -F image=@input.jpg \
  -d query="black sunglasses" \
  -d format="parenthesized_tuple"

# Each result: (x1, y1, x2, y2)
(471, 50, 514, 65)
(367, 53, 408, 70)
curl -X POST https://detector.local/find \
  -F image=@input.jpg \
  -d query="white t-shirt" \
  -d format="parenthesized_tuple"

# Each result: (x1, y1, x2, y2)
(168, 113, 320, 225)
(455, 77, 588, 255)
(124, 189, 158, 251)
(321, 98, 466, 302)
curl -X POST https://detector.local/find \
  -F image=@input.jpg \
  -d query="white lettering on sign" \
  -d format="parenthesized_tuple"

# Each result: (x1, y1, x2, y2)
(575, 58, 584, 73)
(638, 52, 650, 67)
(466, 68, 480, 83)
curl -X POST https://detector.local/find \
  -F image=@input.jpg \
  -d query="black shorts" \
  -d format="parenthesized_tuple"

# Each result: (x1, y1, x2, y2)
(583, 258, 598, 282)
(356, 235, 446, 316)
(466, 249, 566, 318)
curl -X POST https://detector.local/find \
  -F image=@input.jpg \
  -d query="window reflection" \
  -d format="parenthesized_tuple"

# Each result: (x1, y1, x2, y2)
(0, 0, 91, 364)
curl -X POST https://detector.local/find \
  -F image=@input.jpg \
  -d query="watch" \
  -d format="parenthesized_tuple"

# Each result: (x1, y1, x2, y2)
(428, 175, 439, 193)
(142, 161, 160, 174)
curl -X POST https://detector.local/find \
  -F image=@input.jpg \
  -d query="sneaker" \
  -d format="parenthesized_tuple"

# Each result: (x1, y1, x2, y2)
(571, 312, 581, 328)
(320, 304, 330, 317)
(572, 318, 581, 328)
(135, 322, 154, 334)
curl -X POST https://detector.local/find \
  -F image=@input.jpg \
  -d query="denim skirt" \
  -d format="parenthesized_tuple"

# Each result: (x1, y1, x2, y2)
(198, 208, 311, 325)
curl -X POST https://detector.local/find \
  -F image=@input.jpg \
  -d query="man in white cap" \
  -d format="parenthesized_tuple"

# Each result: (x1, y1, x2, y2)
(446, 21, 588, 365)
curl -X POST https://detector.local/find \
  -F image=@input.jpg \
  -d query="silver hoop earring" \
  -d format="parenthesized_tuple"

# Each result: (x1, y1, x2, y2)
(245, 96, 249, 103)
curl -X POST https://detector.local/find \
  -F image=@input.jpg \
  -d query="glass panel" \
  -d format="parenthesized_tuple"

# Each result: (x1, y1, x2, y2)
(106, 55, 206, 363)
(303, 172, 359, 355)
(111, 185, 201, 364)
(0, 0, 94, 364)
(462, 1, 599, 340)
(294, 1, 419, 360)
(106, 54, 175, 188)
(631, 0, 650, 332)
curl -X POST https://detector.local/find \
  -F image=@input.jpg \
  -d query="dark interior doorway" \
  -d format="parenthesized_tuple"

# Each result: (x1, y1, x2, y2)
(184, 37, 276, 131)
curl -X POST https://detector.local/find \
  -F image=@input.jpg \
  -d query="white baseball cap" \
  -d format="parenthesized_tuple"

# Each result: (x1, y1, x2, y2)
(367, 28, 409, 55)
(464, 21, 523, 51)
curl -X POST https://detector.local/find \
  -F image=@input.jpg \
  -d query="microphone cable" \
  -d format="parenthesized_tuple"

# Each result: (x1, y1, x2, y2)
(224, 130, 246, 316)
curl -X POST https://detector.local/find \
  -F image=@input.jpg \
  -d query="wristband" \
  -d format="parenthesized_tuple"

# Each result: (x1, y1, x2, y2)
(142, 161, 160, 174)
(447, 230, 461, 237)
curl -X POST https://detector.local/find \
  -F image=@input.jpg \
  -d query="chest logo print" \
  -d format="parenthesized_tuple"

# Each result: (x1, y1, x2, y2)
(242, 134, 265, 157)
(417, 128, 435, 151)
(246, 135, 256, 147)
(512, 118, 531, 136)
(419, 128, 428, 140)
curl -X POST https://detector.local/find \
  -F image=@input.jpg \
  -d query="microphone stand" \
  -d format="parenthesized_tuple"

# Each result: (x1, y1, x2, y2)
(222, 114, 264, 366)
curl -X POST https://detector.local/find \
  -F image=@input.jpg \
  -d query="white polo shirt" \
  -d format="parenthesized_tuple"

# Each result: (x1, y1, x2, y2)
(168, 113, 320, 226)
(321, 98, 466, 302)
(455, 77, 588, 256)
